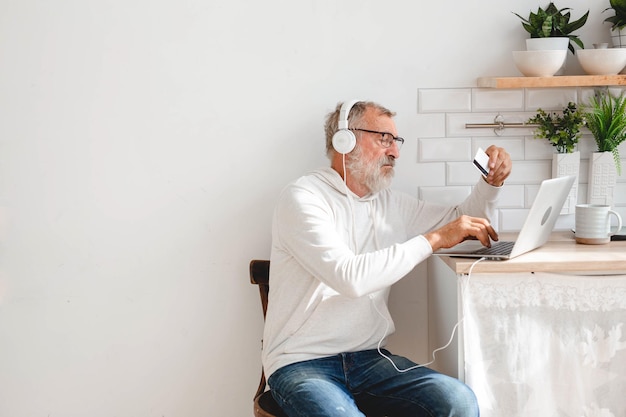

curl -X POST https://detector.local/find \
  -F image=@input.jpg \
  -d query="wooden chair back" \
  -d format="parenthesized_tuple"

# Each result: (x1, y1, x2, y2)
(250, 260, 287, 417)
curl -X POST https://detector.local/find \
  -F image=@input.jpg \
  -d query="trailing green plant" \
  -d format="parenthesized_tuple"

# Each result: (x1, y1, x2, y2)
(604, 0, 626, 30)
(527, 102, 584, 153)
(513, 2, 589, 53)
(583, 92, 626, 175)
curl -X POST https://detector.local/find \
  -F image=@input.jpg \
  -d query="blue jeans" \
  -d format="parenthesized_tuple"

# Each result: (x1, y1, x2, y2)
(268, 349, 479, 417)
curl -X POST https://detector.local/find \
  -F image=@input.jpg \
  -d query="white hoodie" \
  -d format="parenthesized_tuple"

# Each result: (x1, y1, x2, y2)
(262, 166, 500, 379)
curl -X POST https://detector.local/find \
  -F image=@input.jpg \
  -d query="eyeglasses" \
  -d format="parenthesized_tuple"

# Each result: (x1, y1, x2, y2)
(349, 128, 404, 149)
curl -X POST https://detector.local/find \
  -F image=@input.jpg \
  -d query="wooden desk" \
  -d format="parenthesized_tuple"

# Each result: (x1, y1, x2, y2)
(437, 231, 626, 274)
(427, 232, 626, 417)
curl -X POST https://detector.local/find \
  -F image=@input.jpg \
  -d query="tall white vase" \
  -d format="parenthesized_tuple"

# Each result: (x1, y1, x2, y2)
(610, 27, 626, 48)
(609, 27, 626, 73)
(587, 152, 617, 206)
(553, 151, 579, 214)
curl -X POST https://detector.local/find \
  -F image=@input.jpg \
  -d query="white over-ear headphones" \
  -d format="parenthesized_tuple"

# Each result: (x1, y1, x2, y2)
(332, 100, 360, 154)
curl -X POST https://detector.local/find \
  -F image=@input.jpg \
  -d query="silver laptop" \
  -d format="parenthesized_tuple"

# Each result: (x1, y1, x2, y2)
(433, 175, 576, 260)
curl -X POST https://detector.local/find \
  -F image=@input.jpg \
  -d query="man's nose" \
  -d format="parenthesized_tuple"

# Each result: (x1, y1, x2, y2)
(387, 141, 400, 158)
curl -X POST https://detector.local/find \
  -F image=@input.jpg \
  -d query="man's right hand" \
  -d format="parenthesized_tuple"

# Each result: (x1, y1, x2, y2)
(424, 215, 498, 252)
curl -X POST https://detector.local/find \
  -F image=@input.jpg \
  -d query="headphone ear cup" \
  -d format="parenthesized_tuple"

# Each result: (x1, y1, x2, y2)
(332, 129, 356, 154)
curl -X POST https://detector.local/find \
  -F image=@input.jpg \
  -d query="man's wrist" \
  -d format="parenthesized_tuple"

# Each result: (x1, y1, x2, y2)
(483, 176, 504, 187)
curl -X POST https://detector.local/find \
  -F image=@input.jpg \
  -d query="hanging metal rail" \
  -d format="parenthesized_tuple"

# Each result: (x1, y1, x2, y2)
(465, 114, 538, 136)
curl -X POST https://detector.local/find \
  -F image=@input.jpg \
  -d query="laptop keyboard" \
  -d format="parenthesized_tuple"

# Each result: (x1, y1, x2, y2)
(471, 241, 515, 256)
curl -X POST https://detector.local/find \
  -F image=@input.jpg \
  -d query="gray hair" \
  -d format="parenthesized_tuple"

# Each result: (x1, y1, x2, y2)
(324, 101, 396, 158)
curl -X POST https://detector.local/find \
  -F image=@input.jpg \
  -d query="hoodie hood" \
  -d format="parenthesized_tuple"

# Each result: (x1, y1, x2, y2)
(309, 166, 380, 202)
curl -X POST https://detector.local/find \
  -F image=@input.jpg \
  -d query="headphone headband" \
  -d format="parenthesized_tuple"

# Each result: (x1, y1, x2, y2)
(337, 100, 360, 130)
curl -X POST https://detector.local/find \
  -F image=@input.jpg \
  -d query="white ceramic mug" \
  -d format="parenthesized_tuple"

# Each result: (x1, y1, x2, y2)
(575, 204, 623, 244)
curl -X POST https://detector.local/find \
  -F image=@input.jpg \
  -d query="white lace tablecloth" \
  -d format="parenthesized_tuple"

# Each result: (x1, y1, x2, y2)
(461, 272, 626, 417)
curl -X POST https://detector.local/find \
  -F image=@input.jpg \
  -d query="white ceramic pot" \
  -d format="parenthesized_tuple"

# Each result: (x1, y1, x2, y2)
(526, 37, 569, 51)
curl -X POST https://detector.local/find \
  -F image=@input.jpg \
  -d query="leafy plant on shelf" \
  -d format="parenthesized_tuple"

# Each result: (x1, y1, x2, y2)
(583, 92, 626, 175)
(527, 102, 584, 154)
(513, 2, 589, 53)
(604, 0, 626, 30)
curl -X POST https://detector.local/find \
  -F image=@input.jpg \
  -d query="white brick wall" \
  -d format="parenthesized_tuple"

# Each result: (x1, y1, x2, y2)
(414, 87, 626, 232)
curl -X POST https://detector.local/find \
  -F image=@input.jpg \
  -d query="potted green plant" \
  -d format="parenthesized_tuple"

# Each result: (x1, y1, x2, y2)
(527, 102, 583, 213)
(604, 0, 626, 47)
(514, 2, 589, 54)
(584, 92, 626, 174)
(583, 92, 626, 205)
(528, 102, 584, 153)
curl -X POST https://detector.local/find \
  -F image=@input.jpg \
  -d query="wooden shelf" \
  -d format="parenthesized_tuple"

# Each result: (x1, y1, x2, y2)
(477, 75, 626, 88)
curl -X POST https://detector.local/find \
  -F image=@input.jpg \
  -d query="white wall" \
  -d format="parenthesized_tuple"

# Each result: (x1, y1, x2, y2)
(0, 1, 615, 416)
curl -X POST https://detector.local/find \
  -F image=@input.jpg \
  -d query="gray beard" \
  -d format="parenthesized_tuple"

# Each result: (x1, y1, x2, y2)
(346, 147, 395, 194)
